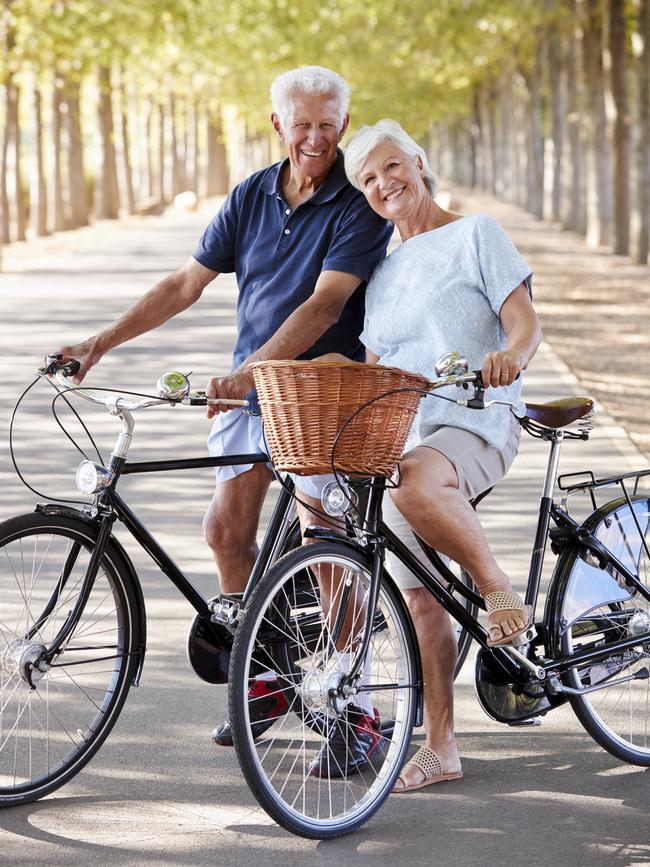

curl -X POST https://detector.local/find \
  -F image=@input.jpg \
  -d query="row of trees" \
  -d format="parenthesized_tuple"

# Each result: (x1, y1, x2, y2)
(1, 1, 649, 264)
(434, 0, 650, 263)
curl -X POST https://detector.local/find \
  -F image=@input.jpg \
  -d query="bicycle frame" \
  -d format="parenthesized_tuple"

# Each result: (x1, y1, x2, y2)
(335, 426, 650, 693)
(42, 451, 297, 663)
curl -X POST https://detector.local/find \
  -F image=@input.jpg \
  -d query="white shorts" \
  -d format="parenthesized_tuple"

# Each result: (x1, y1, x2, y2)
(207, 409, 334, 499)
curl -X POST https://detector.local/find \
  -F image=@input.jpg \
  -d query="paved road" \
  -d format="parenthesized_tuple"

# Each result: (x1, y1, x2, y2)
(0, 198, 649, 866)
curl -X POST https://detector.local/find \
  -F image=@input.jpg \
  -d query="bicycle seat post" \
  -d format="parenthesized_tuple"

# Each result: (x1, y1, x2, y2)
(525, 428, 565, 610)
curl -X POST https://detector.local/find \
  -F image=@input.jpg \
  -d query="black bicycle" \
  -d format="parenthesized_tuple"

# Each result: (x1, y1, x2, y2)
(0, 359, 475, 807)
(227, 357, 650, 838)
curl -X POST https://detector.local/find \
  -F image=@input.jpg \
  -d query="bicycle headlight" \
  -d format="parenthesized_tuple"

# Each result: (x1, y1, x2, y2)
(321, 481, 358, 518)
(75, 461, 113, 495)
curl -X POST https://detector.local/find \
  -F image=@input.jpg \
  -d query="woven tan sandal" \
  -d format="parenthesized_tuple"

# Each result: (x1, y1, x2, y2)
(392, 746, 463, 793)
(485, 590, 533, 647)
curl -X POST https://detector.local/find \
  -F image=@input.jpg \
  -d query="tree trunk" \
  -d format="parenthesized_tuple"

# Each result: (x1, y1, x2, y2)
(472, 85, 485, 189)
(98, 65, 120, 219)
(13, 83, 27, 241)
(499, 76, 515, 201)
(637, 0, 650, 263)
(609, 0, 631, 254)
(564, 5, 586, 234)
(548, 25, 566, 222)
(523, 47, 545, 220)
(206, 115, 229, 195)
(482, 84, 499, 196)
(145, 101, 155, 199)
(1, 79, 11, 244)
(170, 93, 186, 196)
(583, 0, 613, 246)
(119, 78, 136, 215)
(64, 78, 89, 227)
(34, 86, 48, 236)
(52, 76, 67, 231)
(158, 102, 167, 203)
(191, 101, 200, 197)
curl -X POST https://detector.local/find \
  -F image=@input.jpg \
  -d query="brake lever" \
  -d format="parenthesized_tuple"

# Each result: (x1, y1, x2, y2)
(40, 355, 81, 378)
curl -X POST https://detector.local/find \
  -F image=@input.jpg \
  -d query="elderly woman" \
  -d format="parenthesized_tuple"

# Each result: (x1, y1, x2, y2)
(343, 120, 542, 792)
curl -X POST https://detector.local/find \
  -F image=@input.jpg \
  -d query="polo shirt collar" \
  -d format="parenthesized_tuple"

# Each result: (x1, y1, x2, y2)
(261, 148, 348, 204)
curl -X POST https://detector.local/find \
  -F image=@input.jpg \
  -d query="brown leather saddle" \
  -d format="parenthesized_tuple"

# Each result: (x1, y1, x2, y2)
(523, 397, 594, 429)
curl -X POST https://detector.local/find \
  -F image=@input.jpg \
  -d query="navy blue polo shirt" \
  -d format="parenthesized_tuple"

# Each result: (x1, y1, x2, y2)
(192, 151, 392, 372)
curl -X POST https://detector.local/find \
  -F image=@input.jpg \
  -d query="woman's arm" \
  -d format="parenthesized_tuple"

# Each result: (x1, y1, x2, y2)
(482, 283, 542, 388)
(365, 348, 380, 364)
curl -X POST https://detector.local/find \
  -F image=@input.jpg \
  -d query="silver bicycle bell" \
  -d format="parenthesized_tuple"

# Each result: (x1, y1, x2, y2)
(435, 351, 469, 378)
(156, 371, 191, 401)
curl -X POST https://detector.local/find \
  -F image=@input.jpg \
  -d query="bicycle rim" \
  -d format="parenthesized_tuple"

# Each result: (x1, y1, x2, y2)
(230, 544, 417, 838)
(0, 515, 136, 802)
(558, 499, 650, 764)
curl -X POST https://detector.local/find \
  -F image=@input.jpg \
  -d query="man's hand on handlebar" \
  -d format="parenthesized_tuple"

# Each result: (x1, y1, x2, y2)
(47, 337, 104, 384)
(205, 369, 255, 419)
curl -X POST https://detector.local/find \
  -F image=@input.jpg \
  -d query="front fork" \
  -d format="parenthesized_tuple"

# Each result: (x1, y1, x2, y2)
(41, 511, 117, 664)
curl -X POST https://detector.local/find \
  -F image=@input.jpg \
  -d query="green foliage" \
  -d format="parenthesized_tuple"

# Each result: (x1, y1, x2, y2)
(1, 0, 572, 134)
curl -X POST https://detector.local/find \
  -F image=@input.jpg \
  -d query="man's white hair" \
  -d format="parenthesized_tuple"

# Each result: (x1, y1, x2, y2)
(345, 119, 438, 197)
(270, 66, 350, 127)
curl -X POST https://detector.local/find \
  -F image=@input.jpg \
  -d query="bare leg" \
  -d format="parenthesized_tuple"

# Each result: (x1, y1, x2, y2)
(202, 462, 273, 594)
(390, 446, 528, 642)
(397, 588, 461, 785)
(296, 495, 365, 651)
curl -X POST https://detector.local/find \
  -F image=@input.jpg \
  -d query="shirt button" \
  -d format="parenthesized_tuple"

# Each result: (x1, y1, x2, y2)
(284, 228, 290, 235)
(285, 208, 291, 215)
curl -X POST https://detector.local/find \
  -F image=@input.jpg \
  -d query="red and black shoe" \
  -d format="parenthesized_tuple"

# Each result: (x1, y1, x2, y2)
(211, 678, 289, 746)
(308, 704, 382, 778)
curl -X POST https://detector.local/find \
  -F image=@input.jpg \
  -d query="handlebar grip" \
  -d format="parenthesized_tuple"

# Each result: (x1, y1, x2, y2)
(472, 369, 520, 388)
(42, 355, 80, 377)
(63, 359, 81, 377)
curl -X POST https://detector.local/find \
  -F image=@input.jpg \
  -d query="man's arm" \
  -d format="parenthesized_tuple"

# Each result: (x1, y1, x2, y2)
(54, 257, 218, 382)
(205, 269, 362, 417)
(482, 283, 542, 388)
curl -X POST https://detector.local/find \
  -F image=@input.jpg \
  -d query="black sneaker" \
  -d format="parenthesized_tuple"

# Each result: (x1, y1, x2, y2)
(308, 704, 382, 778)
(211, 678, 289, 746)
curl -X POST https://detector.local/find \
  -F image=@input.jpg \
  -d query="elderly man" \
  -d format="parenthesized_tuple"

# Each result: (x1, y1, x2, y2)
(54, 66, 392, 763)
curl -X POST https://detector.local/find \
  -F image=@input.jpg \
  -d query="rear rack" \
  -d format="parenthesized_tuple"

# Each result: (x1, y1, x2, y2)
(557, 466, 650, 514)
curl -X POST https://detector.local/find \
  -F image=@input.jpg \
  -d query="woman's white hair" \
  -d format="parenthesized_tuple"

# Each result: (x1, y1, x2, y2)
(345, 119, 438, 197)
(270, 66, 350, 127)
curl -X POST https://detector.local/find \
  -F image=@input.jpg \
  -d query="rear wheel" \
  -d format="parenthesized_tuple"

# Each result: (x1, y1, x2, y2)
(229, 542, 418, 838)
(553, 497, 650, 764)
(0, 512, 140, 805)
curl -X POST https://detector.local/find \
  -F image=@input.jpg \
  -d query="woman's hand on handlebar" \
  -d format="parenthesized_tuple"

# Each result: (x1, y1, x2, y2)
(205, 369, 254, 419)
(481, 349, 523, 388)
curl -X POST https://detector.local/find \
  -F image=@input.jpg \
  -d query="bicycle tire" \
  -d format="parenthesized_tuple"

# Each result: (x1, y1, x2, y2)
(229, 541, 418, 838)
(0, 511, 140, 805)
(285, 516, 474, 679)
(550, 496, 650, 765)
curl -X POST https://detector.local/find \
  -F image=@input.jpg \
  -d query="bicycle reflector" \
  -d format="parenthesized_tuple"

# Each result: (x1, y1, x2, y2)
(75, 461, 113, 495)
(321, 481, 358, 517)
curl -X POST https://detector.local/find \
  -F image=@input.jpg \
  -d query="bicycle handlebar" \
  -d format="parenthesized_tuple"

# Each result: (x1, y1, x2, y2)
(42, 356, 249, 412)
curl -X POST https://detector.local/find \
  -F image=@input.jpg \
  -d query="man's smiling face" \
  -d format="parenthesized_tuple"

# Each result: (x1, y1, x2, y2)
(273, 92, 348, 183)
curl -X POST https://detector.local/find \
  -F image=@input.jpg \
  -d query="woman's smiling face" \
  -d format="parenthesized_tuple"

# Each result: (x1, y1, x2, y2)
(356, 140, 428, 221)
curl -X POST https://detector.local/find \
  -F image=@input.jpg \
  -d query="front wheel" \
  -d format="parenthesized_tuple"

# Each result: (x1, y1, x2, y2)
(551, 496, 650, 765)
(0, 511, 140, 805)
(229, 542, 418, 839)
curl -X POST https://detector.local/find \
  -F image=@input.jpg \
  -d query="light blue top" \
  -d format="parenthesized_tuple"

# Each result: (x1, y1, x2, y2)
(361, 214, 532, 449)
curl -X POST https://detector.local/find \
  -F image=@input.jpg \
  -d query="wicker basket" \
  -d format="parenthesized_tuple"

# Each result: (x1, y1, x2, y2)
(250, 360, 430, 476)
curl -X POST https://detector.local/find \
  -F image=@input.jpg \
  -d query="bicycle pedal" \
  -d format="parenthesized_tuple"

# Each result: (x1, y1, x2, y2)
(510, 624, 537, 647)
(507, 716, 542, 728)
